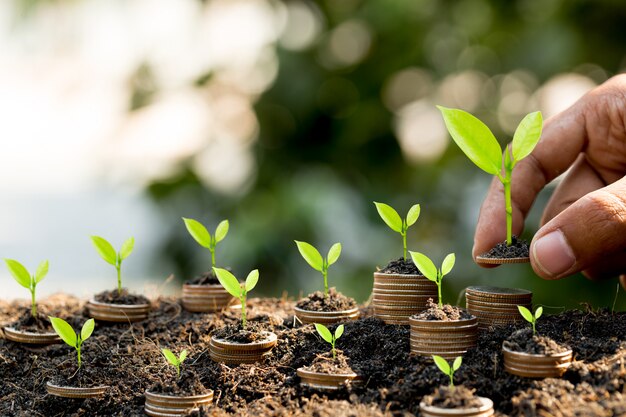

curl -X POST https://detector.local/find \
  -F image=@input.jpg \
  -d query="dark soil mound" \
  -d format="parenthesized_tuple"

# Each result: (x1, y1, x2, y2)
(296, 288, 357, 312)
(148, 369, 209, 396)
(379, 257, 421, 275)
(8, 310, 55, 332)
(479, 236, 529, 259)
(49, 364, 109, 388)
(94, 289, 150, 305)
(185, 269, 229, 286)
(503, 328, 570, 355)
(422, 385, 484, 409)
(212, 322, 270, 343)
(414, 299, 473, 321)
(302, 351, 356, 374)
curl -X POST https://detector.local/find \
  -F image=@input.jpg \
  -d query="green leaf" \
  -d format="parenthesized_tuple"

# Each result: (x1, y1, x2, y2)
(35, 260, 49, 284)
(245, 269, 259, 292)
(213, 267, 241, 298)
(433, 355, 450, 374)
(452, 356, 462, 371)
(512, 111, 543, 162)
(295, 241, 324, 272)
(162, 348, 178, 366)
(409, 251, 438, 282)
(179, 349, 188, 363)
(517, 305, 534, 323)
(327, 243, 342, 266)
(437, 106, 502, 176)
(406, 204, 421, 227)
(183, 218, 212, 249)
(81, 318, 95, 341)
(49, 317, 77, 348)
(534, 306, 543, 320)
(5, 259, 32, 289)
(215, 220, 229, 243)
(119, 237, 135, 260)
(374, 202, 403, 233)
(314, 323, 333, 344)
(334, 324, 344, 340)
(90, 236, 118, 266)
(441, 253, 456, 276)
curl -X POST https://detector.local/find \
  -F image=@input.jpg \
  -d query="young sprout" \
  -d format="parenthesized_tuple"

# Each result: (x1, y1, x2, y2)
(161, 348, 188, 379)
(409, 252, 455, 308)
(49, 317, 95, 369)
(90, 236, 135, 296)
(4, 259, 49, 317)
(183, 218, 229, 269)
(433, 355, 462, 387)
(294, 241, 341, 297)
(314, 323, 344, 359)
(213, 267, 258, 329)
(374, 202, 421, 260)
(518, 305, 543, 335)
(437, 107, 543, 246)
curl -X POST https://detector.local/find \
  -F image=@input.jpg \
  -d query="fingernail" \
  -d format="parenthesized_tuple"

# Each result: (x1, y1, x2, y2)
(533, 230, 576, 278)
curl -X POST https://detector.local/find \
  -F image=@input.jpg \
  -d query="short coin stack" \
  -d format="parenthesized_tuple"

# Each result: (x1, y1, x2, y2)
(372, 272, 438, 325)
(465, 286, 532, 329)
(209, 331, 278, 365)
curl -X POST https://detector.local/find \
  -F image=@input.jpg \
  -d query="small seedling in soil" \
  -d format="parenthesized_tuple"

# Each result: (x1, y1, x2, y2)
(4, 259, 49, 318)
(315, 323, 344, 359)
(183, 217, 229, 269)
(49, 317, 95, 368)
(90, 236, 135, 296)
(438, 107, 543, 247)
(295, 241, 341, 297)
(213, 267, 258, 328)
(374, 202, 420, 260)
(409, 251, 455, 307)
(433, 355, 462, 387)
(518, 305, 543, 335)
(162, 348, 188, 378)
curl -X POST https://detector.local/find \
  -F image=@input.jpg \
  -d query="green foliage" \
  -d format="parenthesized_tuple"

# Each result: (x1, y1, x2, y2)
(295, 241, 341, 296)
(437, 107, 543, 245)
(183, 218, 229, 269)
(4, 259, 49, 317)
(49, 317, 95, 368)
(433, 355, 462, 387)
(410, 252, 455, 308)
(161, 348, 188, 378)
(518, 305, 543, 335)
(90, 236, 135, 296)
(374, 202, 420, 260)
(213, 267, 259, 328)
(314, 323, 344, 359)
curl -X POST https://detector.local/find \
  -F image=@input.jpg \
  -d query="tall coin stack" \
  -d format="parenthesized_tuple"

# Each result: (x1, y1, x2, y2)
(465, 286, 532, 329)
(372, 272, 438, 325)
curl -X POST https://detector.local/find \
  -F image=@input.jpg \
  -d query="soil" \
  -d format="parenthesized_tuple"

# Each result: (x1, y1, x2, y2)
(94, 289, 150, 305)
(302, 351, 357, 374)
(296, 288, 357, 312)
(421, 385, 484, 409)
(185, 269, 228, 286)
(148, 369, 209, 396)
(503, 328, 571, 355)
(413, 299, 473, 321)
(378, 257, 421, 275)
(49, 364, 109, 388)
(212, 322, 272, 343)
(0, 295, 625, 416)
(479, 236, 529, 259)
(6, 310, 55, 333)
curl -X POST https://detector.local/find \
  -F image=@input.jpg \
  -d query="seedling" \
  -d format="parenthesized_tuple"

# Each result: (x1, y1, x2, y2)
(49, 317, 95, 368)
(294, 241, 341, 297)
(409, 251, 455, 308)
(161, 348, 188, 378)
(4, 259, 49, 317)
(438, 107, 543, 246)
(433, 355, 462, 387)
(90, 236, 135, 296)
(183, 218, 229, 269)
(374, 202, 420, 260)
(213, 267, 258, 329)
(518, 305, 543, 335)
(314, 323, 344, 359)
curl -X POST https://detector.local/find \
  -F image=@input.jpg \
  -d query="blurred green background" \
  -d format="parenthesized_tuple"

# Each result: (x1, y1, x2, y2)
(2, 0, 625, 311)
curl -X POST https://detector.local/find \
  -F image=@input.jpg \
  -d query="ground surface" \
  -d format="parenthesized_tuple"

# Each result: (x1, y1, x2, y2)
(0, 294, 625, 416)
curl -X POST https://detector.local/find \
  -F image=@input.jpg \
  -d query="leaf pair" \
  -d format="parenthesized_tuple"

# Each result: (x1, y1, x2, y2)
(295, 241, 341, 272)
(5, 259, 49, 317)
(213, 268, 259, 299)
(49, 317, 95, 368)
(314, 323, 344, 359)
(433, 355, 462, 387)
(162, 348, 188, 378)
(518, 305, 543, 335)
(409, 252, 455, 307)
(91, 236, 135, 266)
(374, 202, 420, 259)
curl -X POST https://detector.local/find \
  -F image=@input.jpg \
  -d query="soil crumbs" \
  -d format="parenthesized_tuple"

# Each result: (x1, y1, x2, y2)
(94, 288, 150, 305)
(422, 385, 484, 409)
(6, 310, 55, 333)
(0, 295, 624, 416)
(185, 269, 225, 286)
(414, 299, 473, 321)
(504, 328, 570, 354)
(212, 322, 271, 343)
(479, 236, 529, 259)
(296, 287, 357, 312)
(379, 257, 421, 275)
(148, 369, 209, 396)
(302, 350, 357, 374)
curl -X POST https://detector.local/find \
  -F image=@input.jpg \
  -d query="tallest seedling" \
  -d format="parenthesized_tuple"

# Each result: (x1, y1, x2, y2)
(437, 107, 543, 246)
(90, 236, 134, 296)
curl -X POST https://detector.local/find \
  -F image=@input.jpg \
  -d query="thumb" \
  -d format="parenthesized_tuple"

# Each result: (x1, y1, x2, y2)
(530, 178, 626, 280)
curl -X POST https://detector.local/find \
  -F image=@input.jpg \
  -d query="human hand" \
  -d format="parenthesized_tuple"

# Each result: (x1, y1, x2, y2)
(472, 75, 626, 289)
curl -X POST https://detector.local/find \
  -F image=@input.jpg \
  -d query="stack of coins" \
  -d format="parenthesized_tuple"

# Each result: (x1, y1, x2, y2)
(3, 327, 61, 345)
(144, 389, 214, 416)
(409, 316, 478, 360)
(297, 368, 363, 390)
(294, 306, 360, 324)
(372, 272, 438, 325)
(209, 331, 277, 365)
(465, 286, 532, 329)
(502, 345, 573, 378)
(182, 284, 234, 313)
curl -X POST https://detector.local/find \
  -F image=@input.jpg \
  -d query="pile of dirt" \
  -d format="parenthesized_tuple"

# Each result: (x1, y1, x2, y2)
(93, 289, 150, 305)
(479, 236, 529, 259)
(378, 258, 421, 275)
(185, 269, 229, 286)
(296, 288, 357, 312)
(503, 328, 570, 354)
(421, 385, 484, 409)
(302, 351, 356, 374)
(414, 299, 473, 321)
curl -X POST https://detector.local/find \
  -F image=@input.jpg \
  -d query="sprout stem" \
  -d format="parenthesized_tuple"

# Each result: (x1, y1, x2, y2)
(504, 179, 513, 246)
(77, 346, 82, 368)
(402, 233, 407, 261)
(241, 296, 247, 329)
(211, 249, 216, 269)
(31, 287, 37, 318)
(437, 279, 443, 308)
(323, 270, 328, 297)
(116, 265, 122, 296)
